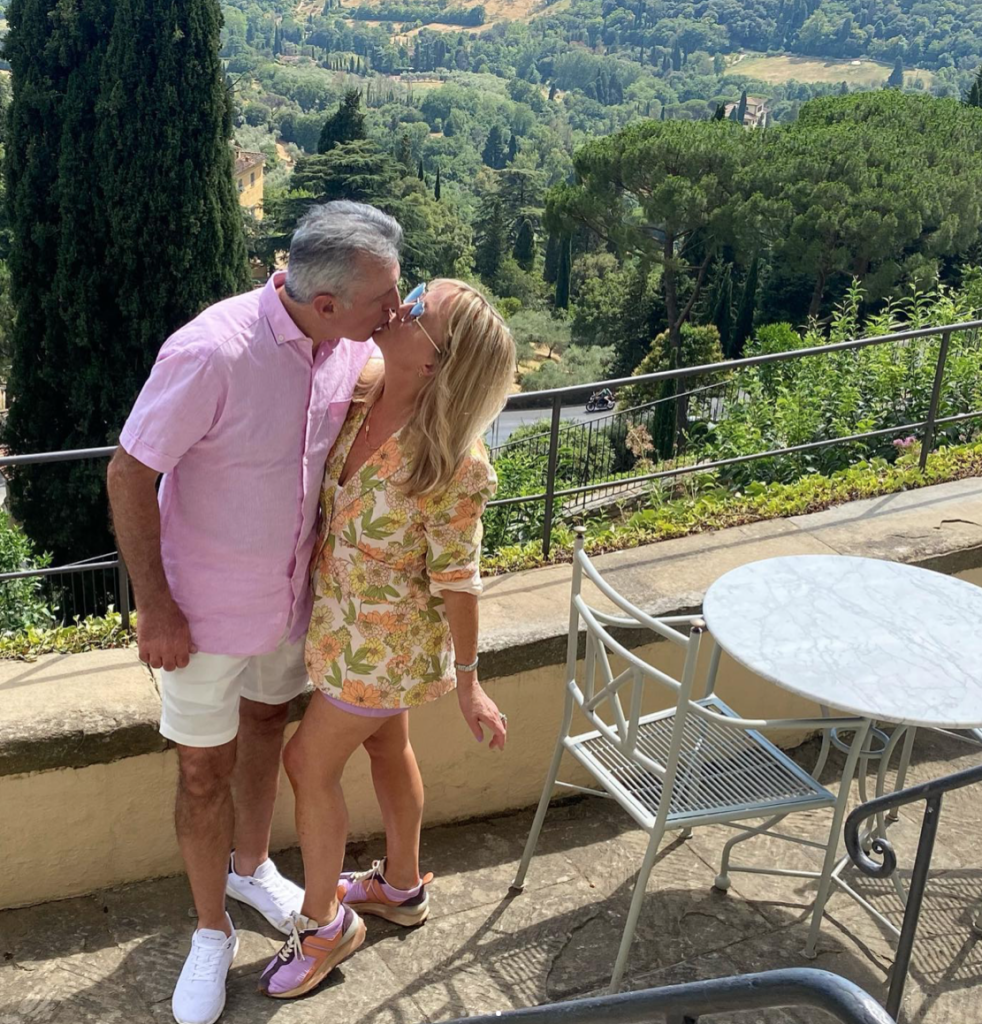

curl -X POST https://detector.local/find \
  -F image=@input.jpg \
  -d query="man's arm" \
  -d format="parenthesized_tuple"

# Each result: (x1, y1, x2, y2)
(107, 446, 195, 671)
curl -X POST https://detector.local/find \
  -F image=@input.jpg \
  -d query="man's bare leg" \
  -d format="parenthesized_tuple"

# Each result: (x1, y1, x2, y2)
(176, 741, 237, 935)
(230, 698, 291, 875)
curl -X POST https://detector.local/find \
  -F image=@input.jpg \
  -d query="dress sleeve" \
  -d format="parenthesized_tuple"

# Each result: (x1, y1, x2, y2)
(423, 452, 497, 597)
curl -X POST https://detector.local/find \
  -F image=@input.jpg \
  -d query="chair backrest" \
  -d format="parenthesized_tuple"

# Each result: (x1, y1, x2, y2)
(566, 530, 706, 787)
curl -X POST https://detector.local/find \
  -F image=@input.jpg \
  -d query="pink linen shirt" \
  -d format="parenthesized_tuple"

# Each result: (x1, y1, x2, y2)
(120, 271, 376, 656)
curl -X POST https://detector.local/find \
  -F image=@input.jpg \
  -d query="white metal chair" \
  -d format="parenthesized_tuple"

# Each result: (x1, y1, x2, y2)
(511, 530, 872, 993)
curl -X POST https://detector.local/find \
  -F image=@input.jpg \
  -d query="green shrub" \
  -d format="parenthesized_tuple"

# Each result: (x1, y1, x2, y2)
(0, 509, 54, 634)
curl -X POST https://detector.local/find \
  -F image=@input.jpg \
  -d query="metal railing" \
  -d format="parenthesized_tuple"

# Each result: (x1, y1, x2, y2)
(1, 318, 981, 616)
(0, 445, 130, 628)
(488, 319, 982, 555)
(428, 968, 896, 1024)
(845, 760, 982, 1022)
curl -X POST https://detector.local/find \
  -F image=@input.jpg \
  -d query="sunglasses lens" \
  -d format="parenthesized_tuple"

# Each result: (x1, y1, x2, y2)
(408, 300, 425, 320)
(405, 283, 425, 303)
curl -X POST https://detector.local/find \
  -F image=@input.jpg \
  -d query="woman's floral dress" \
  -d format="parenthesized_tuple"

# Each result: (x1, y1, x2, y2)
(306, 401, 497, 711)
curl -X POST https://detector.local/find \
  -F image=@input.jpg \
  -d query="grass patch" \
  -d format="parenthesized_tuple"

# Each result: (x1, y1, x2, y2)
(731, 53, 933, 88)
(483, 443, 982, 575)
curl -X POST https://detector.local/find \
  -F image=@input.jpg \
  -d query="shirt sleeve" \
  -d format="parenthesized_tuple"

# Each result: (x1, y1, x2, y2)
(423, 453, 497, 597)
(118, 345, 225, 474)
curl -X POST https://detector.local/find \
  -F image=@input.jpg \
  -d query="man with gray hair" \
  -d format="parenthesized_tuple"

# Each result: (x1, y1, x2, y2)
(108, 201, 402, 1024)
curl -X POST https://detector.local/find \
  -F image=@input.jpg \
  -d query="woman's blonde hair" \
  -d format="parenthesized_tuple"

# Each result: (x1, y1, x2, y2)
(358, 279, 515, 497)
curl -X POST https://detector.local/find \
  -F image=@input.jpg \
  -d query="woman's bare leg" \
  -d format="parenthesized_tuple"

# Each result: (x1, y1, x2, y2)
(282, 697, 385, 922)
(361, 712, 424, 889)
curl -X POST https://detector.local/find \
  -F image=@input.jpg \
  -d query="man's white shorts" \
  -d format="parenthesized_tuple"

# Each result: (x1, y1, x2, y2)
(159, 637, 308, 748)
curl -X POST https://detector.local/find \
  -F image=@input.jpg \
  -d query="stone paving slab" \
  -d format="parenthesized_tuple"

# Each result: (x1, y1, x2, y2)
(2, 732, 982, 1024)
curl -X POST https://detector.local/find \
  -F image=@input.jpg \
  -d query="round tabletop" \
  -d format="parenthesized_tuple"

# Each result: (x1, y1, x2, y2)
(702, 555, 982, 729)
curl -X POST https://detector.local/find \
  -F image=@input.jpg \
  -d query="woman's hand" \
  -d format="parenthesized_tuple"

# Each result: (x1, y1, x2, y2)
(457, 677, 507, 751)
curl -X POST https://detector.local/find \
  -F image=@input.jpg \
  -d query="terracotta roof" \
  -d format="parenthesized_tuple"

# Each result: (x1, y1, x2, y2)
(234, 150, 265, 175)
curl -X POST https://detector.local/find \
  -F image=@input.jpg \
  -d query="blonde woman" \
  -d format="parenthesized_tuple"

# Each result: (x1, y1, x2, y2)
(259, 280, 515, 999)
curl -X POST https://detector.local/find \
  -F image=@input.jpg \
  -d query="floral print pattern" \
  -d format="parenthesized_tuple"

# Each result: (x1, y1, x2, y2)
(306, 402, 497, 710)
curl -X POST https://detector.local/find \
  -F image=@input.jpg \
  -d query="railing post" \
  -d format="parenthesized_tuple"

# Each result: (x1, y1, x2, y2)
(886, 793, 942, 1021)
(919, 330, 952, 471)
(117, 554, 131, 632)
(541, 394, 563, 558)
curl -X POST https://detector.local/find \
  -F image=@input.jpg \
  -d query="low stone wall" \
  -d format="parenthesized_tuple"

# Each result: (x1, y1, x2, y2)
(2, 477, 982, 910)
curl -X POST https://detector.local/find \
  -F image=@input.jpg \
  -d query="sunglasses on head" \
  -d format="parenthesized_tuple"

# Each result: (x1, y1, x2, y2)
(401, 282, 440, 354)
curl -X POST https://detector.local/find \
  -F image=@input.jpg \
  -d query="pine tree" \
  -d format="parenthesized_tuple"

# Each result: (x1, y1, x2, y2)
(733, 253, 759, 356)
(513, 218, 535, 272)
(555, 234, 572, 309)
(318, 89, 366, 153)
(4, 0, 249, 561)
(966, 66, 982, 107)
(887, 58, 904, 89)
(434, 166, 441, 201)
(736, 90, 748, 124)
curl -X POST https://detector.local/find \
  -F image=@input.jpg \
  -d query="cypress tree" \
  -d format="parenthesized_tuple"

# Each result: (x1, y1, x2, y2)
(671, 40, 682, 71)
(507, 133, 518, 164)
(712, 103, 726, 121)
(417, 159, 425, 181)
(513, 218, 535, 272)
(736, 90, 748, 124)
(434, 166, 441, 201)
(543, 231, 560, 283)
(966, 66, 982, 107)
(555, 234, 571, 310)
(482, 125, 506, 169)
(733, 253, 759, 356)
(887, 58, 904, 89)
(710, 262, 734, 358)
(474, 194, 508, 283)
(4, 0, 249, 562)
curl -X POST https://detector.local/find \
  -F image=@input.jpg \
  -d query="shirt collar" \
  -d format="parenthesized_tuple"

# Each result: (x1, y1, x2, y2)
(260, 271, 310, 346)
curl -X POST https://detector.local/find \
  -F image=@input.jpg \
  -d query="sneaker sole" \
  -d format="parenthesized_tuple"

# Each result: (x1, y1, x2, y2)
(225, 880, 293, 935)
(173, 935, 239, 1024)
(261, 917, 367, 999)
(347, 900, 429, 927)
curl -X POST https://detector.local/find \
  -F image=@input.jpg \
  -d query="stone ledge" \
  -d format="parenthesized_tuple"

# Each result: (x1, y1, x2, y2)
(2, 477, 981, 778)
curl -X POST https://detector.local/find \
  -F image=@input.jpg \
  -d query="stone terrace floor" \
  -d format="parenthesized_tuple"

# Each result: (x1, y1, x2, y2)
(3, 729, 982, 1024)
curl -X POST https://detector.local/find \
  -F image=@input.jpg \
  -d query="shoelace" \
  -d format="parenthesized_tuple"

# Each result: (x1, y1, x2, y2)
(278, 914, 307, 964)
(346, 860, 384, 885)
(189, 937, 230, 983)
(251, 870, 298, 906)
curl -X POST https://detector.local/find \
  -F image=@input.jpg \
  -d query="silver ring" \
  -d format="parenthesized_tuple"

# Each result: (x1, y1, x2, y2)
(500, 714, 508, 727)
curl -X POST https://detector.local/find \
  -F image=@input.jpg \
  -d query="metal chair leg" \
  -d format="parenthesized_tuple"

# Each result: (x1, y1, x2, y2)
(512, 694, 573, 892)
(804, 720, 871, 957)
(887, 727, 917, 823)
(714, 813, 786, 891)
(609, 825, 666, 993)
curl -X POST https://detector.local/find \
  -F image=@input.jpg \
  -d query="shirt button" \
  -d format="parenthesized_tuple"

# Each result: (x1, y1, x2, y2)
(278, 334, 285, 342)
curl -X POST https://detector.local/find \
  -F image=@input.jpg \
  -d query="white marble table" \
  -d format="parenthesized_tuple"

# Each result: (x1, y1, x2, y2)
(703, 554, 982, 730)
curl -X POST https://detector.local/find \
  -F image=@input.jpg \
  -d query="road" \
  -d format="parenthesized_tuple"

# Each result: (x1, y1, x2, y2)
(486, 403, 590, 446)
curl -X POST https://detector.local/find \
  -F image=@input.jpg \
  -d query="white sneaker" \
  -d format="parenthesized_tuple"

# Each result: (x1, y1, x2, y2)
(225, 854, 304, 935)
(172, 915, 238, 1024)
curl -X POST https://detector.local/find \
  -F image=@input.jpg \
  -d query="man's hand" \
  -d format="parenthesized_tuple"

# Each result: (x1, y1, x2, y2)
(137, 598, 196, 671)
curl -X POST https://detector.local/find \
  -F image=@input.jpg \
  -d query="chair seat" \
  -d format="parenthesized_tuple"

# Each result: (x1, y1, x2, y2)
(566, 696, 833, 830)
